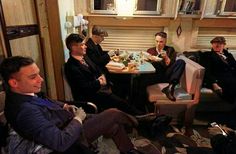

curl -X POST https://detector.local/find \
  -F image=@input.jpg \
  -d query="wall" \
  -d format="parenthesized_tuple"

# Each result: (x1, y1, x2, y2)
(74, 1, 236, 53)
(75, 0, 236, 51)
(58, 0, 75, 60)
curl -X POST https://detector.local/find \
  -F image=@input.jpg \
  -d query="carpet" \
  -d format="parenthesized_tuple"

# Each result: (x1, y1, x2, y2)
(97, 125, 215, 154)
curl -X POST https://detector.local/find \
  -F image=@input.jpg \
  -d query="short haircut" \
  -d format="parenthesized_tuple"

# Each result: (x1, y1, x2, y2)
(65, 33, 84, 51)
(92, 25, 108, 37)
(155, 31, 167, 39)
(0, 56, 34, 83)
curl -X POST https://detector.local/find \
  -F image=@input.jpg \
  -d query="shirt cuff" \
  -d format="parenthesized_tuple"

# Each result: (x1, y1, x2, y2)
(74, 116, 83, 124)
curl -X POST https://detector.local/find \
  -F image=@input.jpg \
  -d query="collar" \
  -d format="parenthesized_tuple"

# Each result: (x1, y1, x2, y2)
(72, 55, 85, 64)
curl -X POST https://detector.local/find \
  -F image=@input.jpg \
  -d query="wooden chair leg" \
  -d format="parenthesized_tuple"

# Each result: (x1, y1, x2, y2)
(184, 104, 196, 128)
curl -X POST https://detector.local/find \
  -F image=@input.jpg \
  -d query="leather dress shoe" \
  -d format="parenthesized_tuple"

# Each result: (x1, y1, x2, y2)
(161, 84, 176, 101)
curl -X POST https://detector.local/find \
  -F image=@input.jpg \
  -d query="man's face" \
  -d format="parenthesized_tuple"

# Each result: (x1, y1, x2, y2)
(9, 63, 44, 95)
(211, 42, 225, 53)
(155, 35, 166, 51)
(71, 42, 87, 56)
(95, 35, 105, 44)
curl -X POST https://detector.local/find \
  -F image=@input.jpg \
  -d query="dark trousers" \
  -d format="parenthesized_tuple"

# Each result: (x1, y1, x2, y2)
(77, 92, 144, 115)
(218, 74, 236, 103)
(141, 59, 185, 86)
(133, 59, 185, 110)
(165, 59, 186, 84)
(83, 109, 135, 153)
(63, 109, 135, 154)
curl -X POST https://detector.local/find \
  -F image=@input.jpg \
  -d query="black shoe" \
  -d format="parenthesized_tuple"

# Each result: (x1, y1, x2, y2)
(161, 85, 176, 101)
(151, 115, 172, 136)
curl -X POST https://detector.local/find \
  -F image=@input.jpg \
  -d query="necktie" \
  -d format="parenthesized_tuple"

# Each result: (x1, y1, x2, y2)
(218, 53, 228, 64)
(81, 58, 89, 67)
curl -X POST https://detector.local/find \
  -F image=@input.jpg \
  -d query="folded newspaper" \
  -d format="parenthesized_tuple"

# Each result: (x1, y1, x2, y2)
(106, 61, 125, 70)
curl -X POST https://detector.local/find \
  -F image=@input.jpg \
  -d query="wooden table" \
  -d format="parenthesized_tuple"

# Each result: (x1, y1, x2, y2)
(106, 61, 156, 103)
(107, 61, 155, 74)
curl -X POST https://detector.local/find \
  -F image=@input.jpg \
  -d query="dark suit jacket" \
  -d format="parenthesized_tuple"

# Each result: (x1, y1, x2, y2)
(201, 49, 236, 88)
(65, 55, 106, 101)
(86, 38, 110, 73)
(146, 45, 177, 71)
(4, 91, 82, 152)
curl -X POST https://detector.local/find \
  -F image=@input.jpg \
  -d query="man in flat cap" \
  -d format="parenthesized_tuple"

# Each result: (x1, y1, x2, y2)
(85, 26, 130, 100)
(86, 25, 110, 74)
(201, 36, 236, 103)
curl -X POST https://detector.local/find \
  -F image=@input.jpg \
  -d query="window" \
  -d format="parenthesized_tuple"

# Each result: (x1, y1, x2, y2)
(218, 0, 236, 16)
(178, 0, 202, 15)
(100, 26, 163, 52)
(134, 0, 162, 15)
(90, 0, 117, 14)
(89, 0, 162, 15)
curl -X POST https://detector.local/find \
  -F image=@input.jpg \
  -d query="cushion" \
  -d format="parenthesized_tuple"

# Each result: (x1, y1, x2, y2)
(147, 83, 192, 102)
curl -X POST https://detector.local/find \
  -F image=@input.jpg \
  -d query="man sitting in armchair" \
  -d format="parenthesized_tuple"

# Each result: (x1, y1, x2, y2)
(0, 56, 143, 154)
(147, 32, 185, 101)
(201, 36, 236, 104)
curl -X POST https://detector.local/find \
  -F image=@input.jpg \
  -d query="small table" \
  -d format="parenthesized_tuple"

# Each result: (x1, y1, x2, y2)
(107, 61, 155, 74)
(106, 61, 156, 103)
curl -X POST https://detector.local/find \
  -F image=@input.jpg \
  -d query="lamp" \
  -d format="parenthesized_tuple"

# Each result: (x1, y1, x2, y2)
(65, 14, 88, 35)
(116, 0, 135, 19)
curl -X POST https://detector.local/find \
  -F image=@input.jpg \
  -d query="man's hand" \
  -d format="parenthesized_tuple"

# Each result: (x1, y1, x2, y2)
(108, 50, 115, 57)
(212, 83, 223, 95)
(208, 124, 233, 136)
(160, 52, 170, 65)
(98, 74, 107, 86)
(63, 104, 78, 113)
(74, 107, 86, 124)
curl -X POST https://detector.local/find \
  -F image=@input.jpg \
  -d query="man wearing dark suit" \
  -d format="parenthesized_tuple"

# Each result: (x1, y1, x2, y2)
(64, 33, 151, 117)
(146, 32, 185, 101)
(85, 26, 130, 99)
(201, 36, 236, 103)
(0, 56, 142, 154)
(86, 25, 110, 74)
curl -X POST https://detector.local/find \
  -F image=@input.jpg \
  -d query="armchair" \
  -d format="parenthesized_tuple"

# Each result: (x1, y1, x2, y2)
(146, 55, 205, 127)
(183, 51, 236, 113)
(61, 65, 98, 113)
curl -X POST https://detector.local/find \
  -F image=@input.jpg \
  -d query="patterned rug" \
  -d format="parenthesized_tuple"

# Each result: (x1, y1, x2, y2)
(97, 125, 214, 154)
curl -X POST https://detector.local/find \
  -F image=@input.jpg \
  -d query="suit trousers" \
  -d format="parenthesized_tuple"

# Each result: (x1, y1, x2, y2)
(83, 108, 135, 153)
(81, 92, 144, 115)
(164, 59, 186, 84)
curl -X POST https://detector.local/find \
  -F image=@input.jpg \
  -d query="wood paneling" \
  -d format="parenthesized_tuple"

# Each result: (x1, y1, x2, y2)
(44, 0, 65, 100)
(87, 16, 171, 27)
(10, 35, 46, 91)
(194, 19, 236, 27)
(1, 0, 37, 26)
(35, 0, 57, 99)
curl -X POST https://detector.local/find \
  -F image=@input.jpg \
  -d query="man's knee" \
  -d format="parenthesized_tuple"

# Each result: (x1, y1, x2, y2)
(103, 108, 123, 115)
(176, 59, 186, 67)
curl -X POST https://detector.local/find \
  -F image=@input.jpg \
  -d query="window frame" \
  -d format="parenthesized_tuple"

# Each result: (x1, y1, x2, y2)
(89, 0, 117, 14)
(133, 0, 162, 15)
(218, 0, 236, 16)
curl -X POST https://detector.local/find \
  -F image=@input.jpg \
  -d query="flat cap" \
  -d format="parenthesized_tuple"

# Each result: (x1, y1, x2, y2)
(92, 25, 108, 37)
(210, 36, 226, 44)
